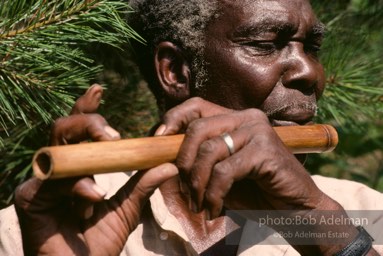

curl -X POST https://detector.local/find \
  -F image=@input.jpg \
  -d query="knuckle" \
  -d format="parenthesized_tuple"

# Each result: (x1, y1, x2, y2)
(133, 182, 149, 199)
(85, 114, 109, 141)
(73, 177, 93, 191)
(14, 181, 36, 209)
(72, 100, 81, 109)
(162, 107, 187, 133)
(244, 108, 268, 121)
(176, 156, 192, 174)
(187, 97, 204, 105)
(252, 125, 278, 145)
(190, 177, 203, 191)
(211, 163, 235, 189)
(165, 97, 202, 119)
(212, 163, 231, 178)
(199, 140, 217, 156)
(88, 113, 107, 124)
(162, 107, 179, 123)
(14, 188, 26, 208)
(186, 119, 206, 135)
(185, 97, 208, 114)
(51, 117, 66, 133)
(205, 189, 220, 203)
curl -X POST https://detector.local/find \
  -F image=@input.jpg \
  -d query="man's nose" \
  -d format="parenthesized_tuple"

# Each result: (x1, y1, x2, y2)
(281, 42, 320, 94)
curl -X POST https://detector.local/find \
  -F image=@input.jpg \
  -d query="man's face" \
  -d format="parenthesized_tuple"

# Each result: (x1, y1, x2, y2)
(200, 0, 325, 126)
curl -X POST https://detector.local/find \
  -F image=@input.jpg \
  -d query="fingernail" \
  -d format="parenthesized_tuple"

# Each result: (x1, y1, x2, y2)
(94, 90, 102, 102)
(84, 205, 94, 219)
(104, 126, 120, 139)
(155, 124, 166, 136)
(92, 184, 106, 197)
(86, 84, 99, 93)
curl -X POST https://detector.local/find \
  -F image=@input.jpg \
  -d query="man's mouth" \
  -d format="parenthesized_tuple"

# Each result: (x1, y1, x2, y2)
(266, 104, 317, 126)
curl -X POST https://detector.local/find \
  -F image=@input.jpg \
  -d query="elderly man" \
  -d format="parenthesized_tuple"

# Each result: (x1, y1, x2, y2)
(1, 0, 382, 255)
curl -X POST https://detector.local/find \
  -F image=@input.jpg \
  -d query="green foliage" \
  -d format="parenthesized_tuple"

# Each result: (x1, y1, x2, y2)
(308, 0, 383, 190)
(0, 0, 143, 137)
(0, 0, 144, 207)
(312, 0, 383, 131)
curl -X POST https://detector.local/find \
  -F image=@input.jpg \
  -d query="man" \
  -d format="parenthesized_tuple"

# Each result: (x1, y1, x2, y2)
(1, 0, 382, 255)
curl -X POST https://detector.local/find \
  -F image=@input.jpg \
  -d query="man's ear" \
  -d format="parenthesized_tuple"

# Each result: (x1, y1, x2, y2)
(154, 41, 190, 101)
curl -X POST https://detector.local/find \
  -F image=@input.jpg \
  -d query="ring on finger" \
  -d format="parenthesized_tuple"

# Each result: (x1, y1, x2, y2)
(221, 133, 235, 155)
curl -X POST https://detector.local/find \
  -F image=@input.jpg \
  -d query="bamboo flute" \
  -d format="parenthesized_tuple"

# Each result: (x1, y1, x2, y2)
(33, 124, 338, 180)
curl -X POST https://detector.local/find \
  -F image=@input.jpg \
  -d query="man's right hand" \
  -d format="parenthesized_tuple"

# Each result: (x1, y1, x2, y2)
(14, 85, 178, 255)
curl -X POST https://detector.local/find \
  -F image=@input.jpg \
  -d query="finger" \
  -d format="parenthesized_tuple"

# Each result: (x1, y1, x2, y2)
(50, 114, 120, 145)
(199, 123, 269, 219)
(188, 136, 230, 212)
(71, 177, 106, 200)
(74, 198, 95, 220)
(73, 178, 109, 220)
(203, 124, 291, 219)
(176, 109, 264, 174)
(71, 84, 104, 115)
(155, 97, 233, 136)
(181, 116, 249, 211)
(15, 177, 106, 213)
(204, 147, 256, 219)
(201, 128, 253, 219)
(109, 163, 178, 233)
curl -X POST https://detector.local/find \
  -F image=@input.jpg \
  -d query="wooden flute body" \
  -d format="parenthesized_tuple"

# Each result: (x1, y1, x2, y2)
(32, 124, 338, 180)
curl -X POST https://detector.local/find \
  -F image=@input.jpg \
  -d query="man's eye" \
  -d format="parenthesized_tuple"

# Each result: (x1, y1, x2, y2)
(242, 41, 277, 53)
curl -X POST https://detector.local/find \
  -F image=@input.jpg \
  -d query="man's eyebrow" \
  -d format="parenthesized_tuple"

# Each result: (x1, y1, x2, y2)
(232, 20, 295, 38)
(311, 22, 326, 36)
(232, 20, 326, 38)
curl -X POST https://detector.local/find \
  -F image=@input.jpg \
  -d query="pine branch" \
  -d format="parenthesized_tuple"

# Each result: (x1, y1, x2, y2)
(308, 0, 383, 191)
(0, 0, 144, 207)
(0, 0, 144, 145)
(315, 2, 383, 132)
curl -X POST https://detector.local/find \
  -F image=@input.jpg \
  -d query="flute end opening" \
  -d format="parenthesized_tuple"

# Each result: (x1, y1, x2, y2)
(322, 124, 339, 152)
(33, 150, 52, 180)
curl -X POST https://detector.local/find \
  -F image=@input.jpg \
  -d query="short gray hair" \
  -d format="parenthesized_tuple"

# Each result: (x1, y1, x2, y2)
(128, 0, 220, 107)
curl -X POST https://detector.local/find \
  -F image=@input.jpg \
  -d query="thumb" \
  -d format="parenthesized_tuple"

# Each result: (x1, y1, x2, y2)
(109, 163, 178, 232)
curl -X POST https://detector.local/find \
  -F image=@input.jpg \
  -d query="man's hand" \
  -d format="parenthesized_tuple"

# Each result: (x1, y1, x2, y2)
(14, 85, 178, 255)
(156, 97, 327, 217)
(156, 97, 374, 255)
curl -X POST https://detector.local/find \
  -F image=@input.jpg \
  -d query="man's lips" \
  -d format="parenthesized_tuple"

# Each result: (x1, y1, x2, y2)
(267, 107, 317, 126)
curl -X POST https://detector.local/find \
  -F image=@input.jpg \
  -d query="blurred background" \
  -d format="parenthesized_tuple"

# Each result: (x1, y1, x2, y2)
(0, 0, 382, 209)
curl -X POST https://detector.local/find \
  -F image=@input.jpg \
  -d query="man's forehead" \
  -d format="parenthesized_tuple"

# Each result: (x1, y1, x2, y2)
(217, 0, 313, 16)
(213, 0, 319, 32)
(218, 0, 310, 5)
